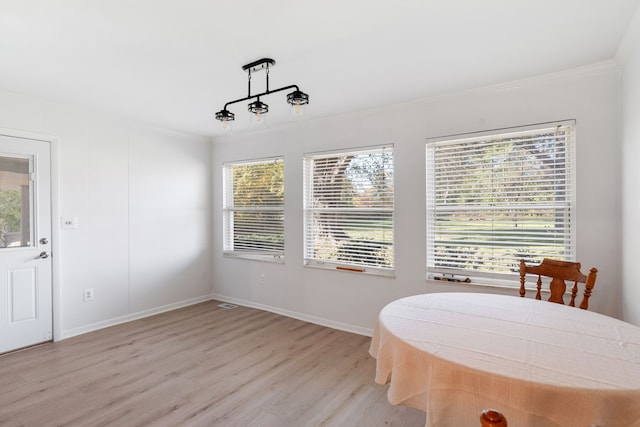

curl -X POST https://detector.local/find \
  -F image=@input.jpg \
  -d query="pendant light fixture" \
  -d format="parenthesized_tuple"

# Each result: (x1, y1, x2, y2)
(247, 97, 268, 126)
(215, 58, 309, 132)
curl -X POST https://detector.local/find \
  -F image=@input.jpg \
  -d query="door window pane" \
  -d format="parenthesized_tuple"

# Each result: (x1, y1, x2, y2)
(0, 156, 31, 248)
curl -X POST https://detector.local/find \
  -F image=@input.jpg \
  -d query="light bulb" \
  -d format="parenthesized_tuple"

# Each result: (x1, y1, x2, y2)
(286, 90, 309, 120)
(221, 120, 232, 134)
(250, 111, 267, 127)
(290, 102, 307, 120)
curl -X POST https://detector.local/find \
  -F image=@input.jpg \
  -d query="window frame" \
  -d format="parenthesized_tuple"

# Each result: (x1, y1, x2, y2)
(222, 156, 285, 263)
(425, 120, 576, 287)
(303, 145, 395, 276)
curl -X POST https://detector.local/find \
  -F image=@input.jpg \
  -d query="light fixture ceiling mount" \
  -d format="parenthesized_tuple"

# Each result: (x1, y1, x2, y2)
(215, 58, 309, 132)
(241, 57, 276, 73)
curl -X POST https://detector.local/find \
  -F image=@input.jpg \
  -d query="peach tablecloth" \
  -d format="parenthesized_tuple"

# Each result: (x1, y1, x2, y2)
(369, 293, 640, 427)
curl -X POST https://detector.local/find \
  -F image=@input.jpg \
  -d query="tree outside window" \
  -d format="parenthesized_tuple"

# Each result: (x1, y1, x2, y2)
(223, 158, 284, 262)
(426, 122, 575, 285)
(304, 146, 394, 276)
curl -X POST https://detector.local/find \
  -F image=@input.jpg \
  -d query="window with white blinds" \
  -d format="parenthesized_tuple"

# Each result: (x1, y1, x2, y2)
(223, 157, 284, 262)
(426, 121, 575, 285)
(303, 146, 394, 276)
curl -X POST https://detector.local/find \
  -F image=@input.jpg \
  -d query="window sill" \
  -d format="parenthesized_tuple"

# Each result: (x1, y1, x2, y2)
(425, 275, 550, 295)
(224, 252, 284, 264)
(305, 260, 395, 277)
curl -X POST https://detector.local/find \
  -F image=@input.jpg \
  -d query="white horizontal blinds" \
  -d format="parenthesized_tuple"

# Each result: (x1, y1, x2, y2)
(426, 123, 575, 281)
(304, 146, 394, 273)
(223, 158, 284, 259)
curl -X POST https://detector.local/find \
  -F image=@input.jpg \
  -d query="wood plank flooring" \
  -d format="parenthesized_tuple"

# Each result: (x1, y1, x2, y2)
(0, 300, 425, 427)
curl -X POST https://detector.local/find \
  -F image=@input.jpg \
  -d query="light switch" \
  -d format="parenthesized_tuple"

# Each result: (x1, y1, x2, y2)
(61, 216, 78, 229)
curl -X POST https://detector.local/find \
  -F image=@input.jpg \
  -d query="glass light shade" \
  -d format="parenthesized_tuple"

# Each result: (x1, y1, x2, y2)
(286, 90, 309, 120)
(250, 111, 267, 127)
(220, 119, 233, 134)
(248, 99, 268, 127)
(290, 102, 307, 119)
(215, 109, 235, 133)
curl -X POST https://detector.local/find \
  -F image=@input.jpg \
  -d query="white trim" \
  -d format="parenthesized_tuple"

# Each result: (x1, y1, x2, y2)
(60, 294, 213, 340)
(425, 119, 576, 144)
(304, 260, 395, 277)
(0, 128, 58, 143)
(303, 143, 394, 158)
(50, 138, 61, 342)
(223, 155, 284, 167)
(212, 292, 374, 337)
(223, 252, 285, 263)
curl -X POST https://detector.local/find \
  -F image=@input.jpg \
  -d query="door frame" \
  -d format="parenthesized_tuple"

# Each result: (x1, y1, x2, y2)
(0, 127, 61, 342)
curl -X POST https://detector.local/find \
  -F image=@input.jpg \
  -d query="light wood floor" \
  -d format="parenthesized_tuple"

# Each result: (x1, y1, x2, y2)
(0, 300, 425, 427)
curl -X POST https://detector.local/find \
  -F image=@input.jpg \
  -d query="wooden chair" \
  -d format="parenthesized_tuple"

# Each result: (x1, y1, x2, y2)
(480, 409, 507, 427)
(519, 258, 598, 310)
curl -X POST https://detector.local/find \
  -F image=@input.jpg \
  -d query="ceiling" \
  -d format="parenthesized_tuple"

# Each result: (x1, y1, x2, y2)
(0, 0, 638, 138)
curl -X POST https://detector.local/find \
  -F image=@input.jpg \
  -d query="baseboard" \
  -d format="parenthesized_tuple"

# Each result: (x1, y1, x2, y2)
(60, 293, 375, 340)
(211, 293, 374, 337)
(59, 295, 214, 340)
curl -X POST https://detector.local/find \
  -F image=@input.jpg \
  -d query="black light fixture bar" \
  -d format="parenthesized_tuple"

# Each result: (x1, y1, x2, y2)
(223, 84, 302, 111)
(215, 57, 309, 129)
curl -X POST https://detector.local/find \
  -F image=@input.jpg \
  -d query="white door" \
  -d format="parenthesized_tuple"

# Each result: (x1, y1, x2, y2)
(0, 134, 52, 354)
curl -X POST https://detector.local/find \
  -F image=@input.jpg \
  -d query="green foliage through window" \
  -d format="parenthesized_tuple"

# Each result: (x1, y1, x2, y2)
(304, 146, 394, 274)
(0, 189, 22, 233)
(223, 158, 284, 260)
(426, 122, 575, 281)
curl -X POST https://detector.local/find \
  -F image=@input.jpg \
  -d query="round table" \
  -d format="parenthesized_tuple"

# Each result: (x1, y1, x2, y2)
(369, 292, 640, 427)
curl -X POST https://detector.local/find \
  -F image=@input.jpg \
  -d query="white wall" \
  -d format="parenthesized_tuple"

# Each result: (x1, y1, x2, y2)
(0, 89, 212, 338)
(620, 8, 640, 326)
(212, 62, 623, 334)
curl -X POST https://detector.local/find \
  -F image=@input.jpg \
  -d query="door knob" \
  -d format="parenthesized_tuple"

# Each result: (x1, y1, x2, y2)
(35, 251, 49, 259)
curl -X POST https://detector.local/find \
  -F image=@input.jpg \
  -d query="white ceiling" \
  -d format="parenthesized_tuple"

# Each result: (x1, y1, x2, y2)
(0, 0, 638, 137)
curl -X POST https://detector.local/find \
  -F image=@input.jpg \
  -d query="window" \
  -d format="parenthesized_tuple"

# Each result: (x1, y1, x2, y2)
(304, 146, 394, 275)
(223, 157, 284, 262)
(426, 121, 575, 285)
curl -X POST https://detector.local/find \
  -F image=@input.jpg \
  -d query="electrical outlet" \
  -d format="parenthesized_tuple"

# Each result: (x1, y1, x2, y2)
(260, 274, 265, 285)
(83, 288, 94, 302)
